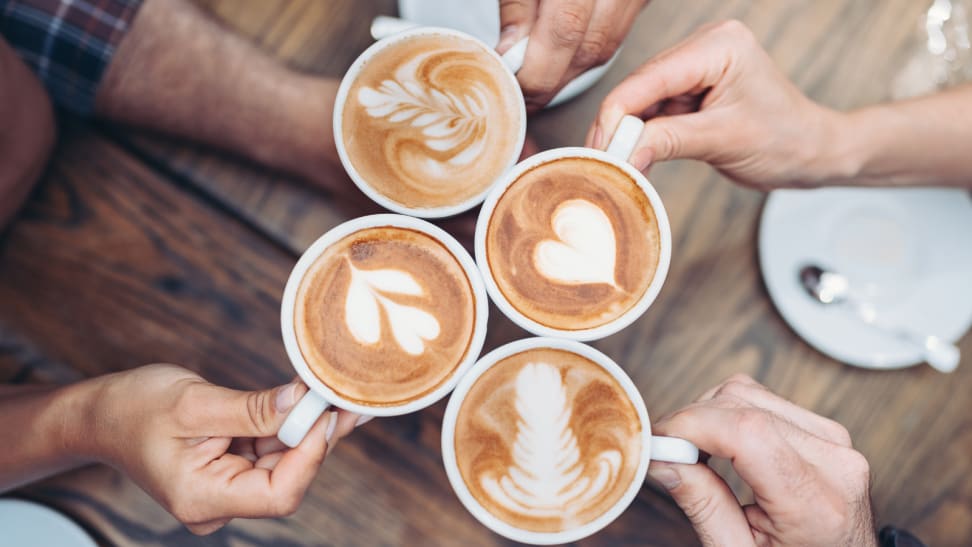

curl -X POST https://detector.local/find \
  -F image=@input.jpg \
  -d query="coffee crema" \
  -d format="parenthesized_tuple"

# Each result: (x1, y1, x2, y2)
(486, 157, 660, 331)
(454, 348, 642, 533)
(294, 227, 475, 406)
(341, 33, 523, 210)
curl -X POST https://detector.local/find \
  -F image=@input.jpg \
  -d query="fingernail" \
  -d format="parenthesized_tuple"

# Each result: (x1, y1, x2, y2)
(274, 381, 300, 413)
(355, 415, 374, 428)
(630, 147, 654, 172)
(648, 465, 681, 490)
(592, 124, 604, 150)
(324, 412, 338, 443)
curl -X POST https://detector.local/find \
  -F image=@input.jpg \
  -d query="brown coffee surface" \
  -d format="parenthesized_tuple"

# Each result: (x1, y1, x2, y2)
(342, 33, 523, 210)
(294, 227, 475, 406)
(454, 348, 642, 533)
(486, 157, 660, 330)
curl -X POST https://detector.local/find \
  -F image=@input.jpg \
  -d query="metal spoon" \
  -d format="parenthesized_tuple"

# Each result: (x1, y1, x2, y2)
(799, 265, 960, 373)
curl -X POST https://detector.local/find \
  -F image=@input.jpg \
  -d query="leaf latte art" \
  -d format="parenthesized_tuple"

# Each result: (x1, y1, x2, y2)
(294, 227, 475, 406)
(454, 349, 642, 533)
(342, 34, 523, 209)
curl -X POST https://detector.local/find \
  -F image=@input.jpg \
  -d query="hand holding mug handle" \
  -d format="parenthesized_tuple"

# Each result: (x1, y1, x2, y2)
(278, 389, 331, 448)
(651, 435, 700, 464)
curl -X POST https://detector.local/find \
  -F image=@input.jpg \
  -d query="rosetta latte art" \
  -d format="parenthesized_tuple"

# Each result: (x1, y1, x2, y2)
(481, 363, 621, 517)
(342, 34, 523, 209)
(358, 54, 488, 171)
(455, 348, 642, 533)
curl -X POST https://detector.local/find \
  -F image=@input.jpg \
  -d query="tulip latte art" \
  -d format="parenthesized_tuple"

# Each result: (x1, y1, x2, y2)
(294, 227, 475, 405)
(454, 348, 642, 532)
(342, 33, 523, 210)
(486, 157, 661, 330)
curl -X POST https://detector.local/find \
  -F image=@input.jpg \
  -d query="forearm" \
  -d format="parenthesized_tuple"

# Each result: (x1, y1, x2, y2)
(0, 380, 101, 492)
(822, 84, 972, 187)
(94, 0, 341, 192)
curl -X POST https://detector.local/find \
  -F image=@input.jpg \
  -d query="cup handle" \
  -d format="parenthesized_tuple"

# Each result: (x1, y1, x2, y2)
(651, 435, 700, 464)
(500, 38, 529, 73)
(277, 390, 331, 448)
(605, 114, 646, 165)
(371, 15, 420, 40)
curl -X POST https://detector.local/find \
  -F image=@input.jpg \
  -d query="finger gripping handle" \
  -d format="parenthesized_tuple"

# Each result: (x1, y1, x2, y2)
(651, 435, 700, 464)
(605, 114, 646, 164)
(278, 390, 330, 448)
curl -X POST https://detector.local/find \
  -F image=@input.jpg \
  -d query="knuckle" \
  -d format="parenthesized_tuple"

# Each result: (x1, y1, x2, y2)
(247, 390, 273, 433)
(654, 122, 683, 160)
(714, 19, 751, 40)
(734, 408, 772, 438)
(169, 499, 200, 525)
(715, 374, 758, 398)
(574, 30, 611, 67)
(172, 385, 202, 430)
(680, 491, 719, 525)
(273, 491, 304, 517)
(842, 449, 871, 487)
(828, 421, 853, 447)
(550, 8, 589, 48)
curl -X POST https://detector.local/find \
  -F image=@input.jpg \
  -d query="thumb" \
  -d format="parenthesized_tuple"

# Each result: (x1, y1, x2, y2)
(187, 380, 307, 438)
(648, 462, 755, 547)
(627, 112, 719, 171)
(496, 0, 538, 53)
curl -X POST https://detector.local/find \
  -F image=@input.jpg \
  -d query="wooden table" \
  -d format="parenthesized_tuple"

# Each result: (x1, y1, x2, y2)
(2, 1, 970, 545)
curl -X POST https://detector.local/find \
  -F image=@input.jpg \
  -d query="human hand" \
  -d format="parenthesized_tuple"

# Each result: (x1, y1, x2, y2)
(589, 20, 850, 191)
(648, 374, 877, 547)
(497, 0, 648, 110)
(83, 364, 364, 535)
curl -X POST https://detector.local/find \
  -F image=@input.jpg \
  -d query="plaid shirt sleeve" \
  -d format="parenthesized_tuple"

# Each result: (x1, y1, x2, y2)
(0, 0, 143, 115)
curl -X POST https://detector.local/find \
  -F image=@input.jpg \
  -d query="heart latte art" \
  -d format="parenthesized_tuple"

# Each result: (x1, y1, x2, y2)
(454, 348, 642, 533)
(486, 157, 661, 331)
(342, 33, 524, 210)
(294, 227, 476, 406)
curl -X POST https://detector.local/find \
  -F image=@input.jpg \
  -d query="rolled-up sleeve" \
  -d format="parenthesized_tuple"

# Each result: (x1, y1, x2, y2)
(0, 0, 143, 115)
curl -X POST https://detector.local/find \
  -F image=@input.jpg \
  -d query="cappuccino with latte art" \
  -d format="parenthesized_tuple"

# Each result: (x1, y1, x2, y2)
(337, 31, 525, 215)
(294, 225, 477, 406)
(454, 347, 642, 533)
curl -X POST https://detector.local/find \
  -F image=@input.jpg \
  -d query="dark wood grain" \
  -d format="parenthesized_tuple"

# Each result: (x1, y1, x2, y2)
(4, 0, 971, 545)
(110, 0, 972, 544)
(0, 125, 698, 546)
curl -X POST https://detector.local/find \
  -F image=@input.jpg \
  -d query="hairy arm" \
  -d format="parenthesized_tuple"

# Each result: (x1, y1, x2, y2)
(94, 0, 345, 194)
(0, 382, 98, 492)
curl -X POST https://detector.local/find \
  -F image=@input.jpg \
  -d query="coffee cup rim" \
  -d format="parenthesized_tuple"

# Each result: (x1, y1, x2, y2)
(280, 214, 489, 416)
(333, 26, 527, 219)
(440, 337, 653, 544)
(474, 147, 673, 341)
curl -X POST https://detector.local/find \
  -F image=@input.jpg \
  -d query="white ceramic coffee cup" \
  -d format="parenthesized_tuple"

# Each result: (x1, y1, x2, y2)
(475, 115, 672, 341)
(277, 214, 489, 448)
(333, 23, 528, 218)
(441, 337, 698, 545)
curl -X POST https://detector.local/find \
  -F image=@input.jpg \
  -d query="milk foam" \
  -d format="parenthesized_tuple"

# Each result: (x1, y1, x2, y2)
(345, 264, 441, 356)
(294, 226, 475, 406)
(533, 199, 618, 287)
(480, 362, 621, 518)
(358, 51, 489, 169)
(342, 34, 523, 209)
(453, 348, 642, 533)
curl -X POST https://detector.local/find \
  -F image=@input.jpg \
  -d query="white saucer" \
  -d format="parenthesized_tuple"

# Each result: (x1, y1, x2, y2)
(759, 187, 972, 369)
(0, 499, 98, 547)
(399, 0, 617, 107)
